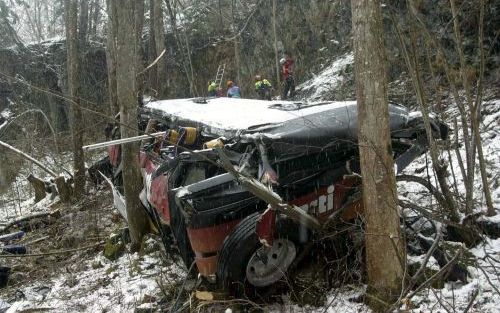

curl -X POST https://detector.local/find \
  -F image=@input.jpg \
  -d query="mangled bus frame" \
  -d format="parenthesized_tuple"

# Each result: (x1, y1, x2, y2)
(87, 97, 447, 293)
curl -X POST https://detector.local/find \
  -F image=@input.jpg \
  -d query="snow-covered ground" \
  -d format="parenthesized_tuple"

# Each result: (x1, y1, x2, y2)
(296, 53, 354, 101)
(396, 97, 500, 312)
(5, 246, 186, 312)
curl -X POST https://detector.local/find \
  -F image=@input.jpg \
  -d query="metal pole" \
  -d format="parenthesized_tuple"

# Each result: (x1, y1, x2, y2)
(82, 131, 165, 151)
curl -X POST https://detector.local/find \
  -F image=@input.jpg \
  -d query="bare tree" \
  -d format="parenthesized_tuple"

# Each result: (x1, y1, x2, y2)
(449, 0, 495, 216)
(136, 0, 145, 96)
(113, 0, 150, 251)
(78, 0, 89, 44)
(65, 0, 86, 199)
(272, 0, 280, 85)
(165, 0, 195, 96)
(153, 0, 167, 97)
(105, 0, 118, 115)
(351, 0, 403, 308)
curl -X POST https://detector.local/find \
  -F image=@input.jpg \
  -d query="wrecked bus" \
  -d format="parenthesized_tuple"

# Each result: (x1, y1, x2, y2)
(89, 97, 447, 294)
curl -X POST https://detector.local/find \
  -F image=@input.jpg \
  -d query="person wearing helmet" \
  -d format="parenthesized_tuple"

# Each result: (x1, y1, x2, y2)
(207, 80, 217, 97)
(281, 51, 295, 100)
(254, 75, 272, 100)
(226, 80, 241, 98)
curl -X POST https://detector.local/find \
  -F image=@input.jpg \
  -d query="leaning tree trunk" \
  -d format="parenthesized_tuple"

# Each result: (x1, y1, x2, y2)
(351, 0, 404, 308)
(65, 0, 85, 199)
(114, 0, 150, 251)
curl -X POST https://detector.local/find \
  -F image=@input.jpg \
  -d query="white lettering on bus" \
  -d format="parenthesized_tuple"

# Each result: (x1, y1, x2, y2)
(299, 184, 335, 214)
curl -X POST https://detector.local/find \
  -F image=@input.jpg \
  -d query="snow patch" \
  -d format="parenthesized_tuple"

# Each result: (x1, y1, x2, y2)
(296, 53, 354, 101)
(146, 97, 356, 136)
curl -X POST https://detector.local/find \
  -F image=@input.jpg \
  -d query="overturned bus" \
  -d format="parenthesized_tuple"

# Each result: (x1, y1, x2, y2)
(89, 97, 447, 294)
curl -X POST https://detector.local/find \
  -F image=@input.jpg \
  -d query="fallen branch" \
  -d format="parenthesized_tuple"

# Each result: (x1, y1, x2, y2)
(216, 148, 321, 231)
(411, 226, 443, 286)
(0, 241, 104, 258)
(398, 199, 462, 228)
(0, 231, 25, 243)
(137, 49, 166, 76)
(396, 174, 448, 209)
(0, 140, 57, 177)
(476, 264, 500, 297)
(22, 235, 50, 246)
(0, 211, 60, 234)
(406, 247, 463, 300)
(463, 288, 479, 313)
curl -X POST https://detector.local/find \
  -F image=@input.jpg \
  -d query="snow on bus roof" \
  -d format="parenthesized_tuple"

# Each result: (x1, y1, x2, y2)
(145, 97, 356, 131)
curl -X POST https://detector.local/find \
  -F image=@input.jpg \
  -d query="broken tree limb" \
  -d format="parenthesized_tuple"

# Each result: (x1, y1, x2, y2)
(216, 148, 321, 231)
(406, 247, 463, 300)
(398, 199, 462, 228)
(137, 49, 166, 76)
(396, 174, 448, 209)
(0, 140, 57, 177)
(0, 241, 104, 258)
(0, 210, 61, 234)
(410, 226, 443, 288)
(0, 231, 25, 243)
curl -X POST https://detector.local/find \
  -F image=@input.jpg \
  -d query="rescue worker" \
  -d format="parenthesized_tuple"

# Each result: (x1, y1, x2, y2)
(254, 75, 272, 100)
(226, 80, 241, 98)
(280, 52, 295, 100)
(207, 80, 217, 97)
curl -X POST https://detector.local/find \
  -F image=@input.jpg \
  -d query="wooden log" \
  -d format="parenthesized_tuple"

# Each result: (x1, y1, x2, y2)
(27, 174, 47, 203)
(0, 211, 60, 234)
(55, 176, 72, 203)
(0, 140, 57, 177)
(216, 148, 321, 231)
(0, 231, 25, 243)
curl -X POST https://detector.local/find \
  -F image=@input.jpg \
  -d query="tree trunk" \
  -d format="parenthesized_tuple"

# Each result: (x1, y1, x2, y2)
(65, 0, 86, 199)
(114, 0, 150, 251)
(136, 0, 145, 97)
(351, 0, 403, 308)
(105, 0, 118, 115)
(165, 0, 195, 97)
(148, 0, 158, 93)
(272, 0, 280, 85)
(78, 0, 89, 45)
(153, 0, 167, 98)
(449, 0, 495, 216)
(89, 0, 100, 38)
(231, 2, 241, 85)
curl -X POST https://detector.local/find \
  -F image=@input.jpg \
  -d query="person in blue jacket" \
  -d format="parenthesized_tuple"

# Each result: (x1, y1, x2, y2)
(226, 80, 241, 98)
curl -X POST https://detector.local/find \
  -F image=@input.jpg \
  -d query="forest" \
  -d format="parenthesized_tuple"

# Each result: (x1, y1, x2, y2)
(0, 0, 499, 312)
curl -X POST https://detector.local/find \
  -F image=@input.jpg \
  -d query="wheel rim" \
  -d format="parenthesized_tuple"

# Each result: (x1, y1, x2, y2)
(245, 239, 296, 287)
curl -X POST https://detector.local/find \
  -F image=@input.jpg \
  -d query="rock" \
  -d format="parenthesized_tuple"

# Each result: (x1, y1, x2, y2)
(103, 238, 125, 261)
(141, 294, 156, 304)
(91, 261, 103, 269)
